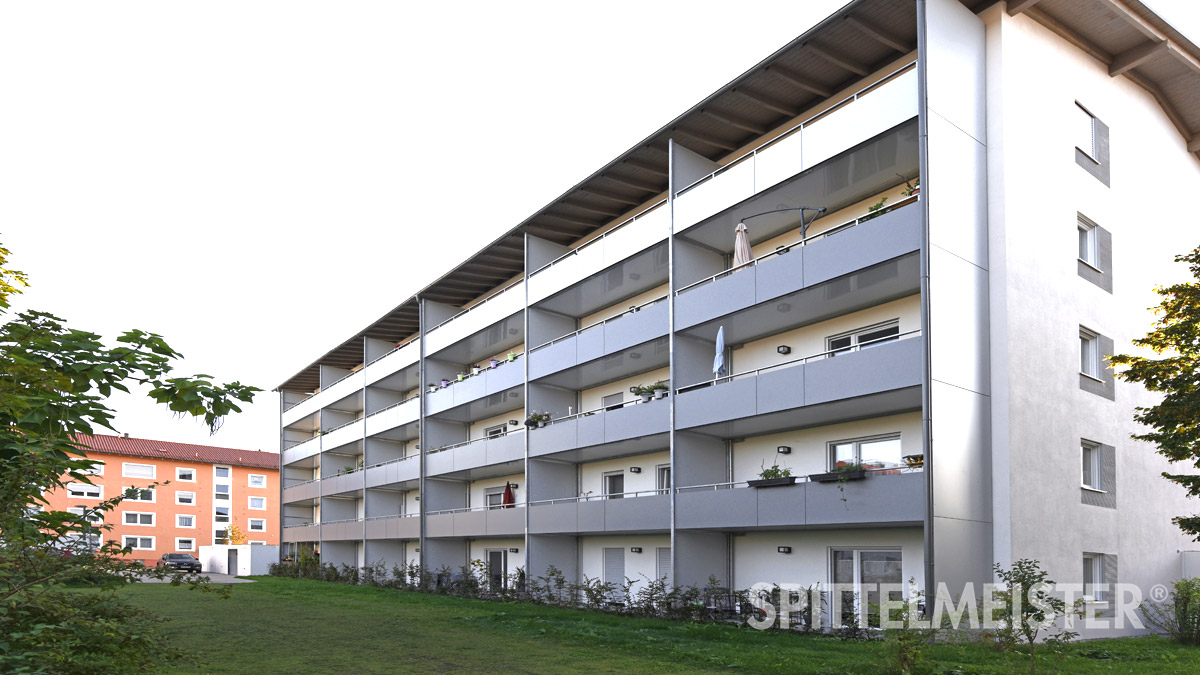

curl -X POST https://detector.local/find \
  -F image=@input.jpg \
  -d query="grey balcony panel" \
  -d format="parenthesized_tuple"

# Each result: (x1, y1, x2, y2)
(605, 494, 669, 531)
(426, 451, 455, 477)
(282, 524, 319, 542)
(530, 503, 580, 534)
(604, 399, 669, 443)
(283, 481, 321, 504)
(425, 388, 453, 415)
(578, 413, 605, 447)
(755, 483, 807, 527)
(578, 500, 606, 532)
(489, 361, 525, 391)
(426, 513, 454, 538)
(453, 510, 487, 537)
(576, 327, 606, 365)
(486, 507, 525, 536)
(676, 378, 757, 428)
(486, 432, 525, 465)
(454, 443, 487, 472)
(364, 517, 419, 540)
(756, 366, 806, 415)
(676, 267, 756, 329)
(604, 302, 668, 354)
(322, 522, 361, 541)
(452, 376, 488, 408)
(803, 339, 922, 406)
(675, 489, 758, 529)
(753, 250, 805, 304)
(364, 460, 419, 488)
(530, 339, 576, 380)
(320, 472, 362, 497)
(805, 472, 924, 525)
(802, 207, 922, 288)
(530, 418, 577, 457)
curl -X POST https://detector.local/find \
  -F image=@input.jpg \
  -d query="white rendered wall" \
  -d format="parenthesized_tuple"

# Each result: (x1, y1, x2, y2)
(579, 366, 670, 411)
(733, 527, 923, 592)
(579, 451, 669, 498)
(468, 538, 526, 578)
(468, 473, 524, 509)
(579, 534, 671, 592)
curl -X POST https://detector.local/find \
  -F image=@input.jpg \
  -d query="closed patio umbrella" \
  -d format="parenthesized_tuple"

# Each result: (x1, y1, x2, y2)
(502, 482, 515, 509)
(733, 222, 753, 268)
(713, 326, 726, 378)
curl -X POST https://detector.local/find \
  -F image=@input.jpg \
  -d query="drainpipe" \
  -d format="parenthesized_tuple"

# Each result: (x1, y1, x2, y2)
(915, 0, 936, 602)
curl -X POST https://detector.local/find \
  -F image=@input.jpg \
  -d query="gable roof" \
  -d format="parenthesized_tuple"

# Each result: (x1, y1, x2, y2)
(77, 434, 279, 470)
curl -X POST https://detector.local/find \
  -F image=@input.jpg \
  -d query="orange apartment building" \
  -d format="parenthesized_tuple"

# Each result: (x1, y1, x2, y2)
(39, 434, 279, 564)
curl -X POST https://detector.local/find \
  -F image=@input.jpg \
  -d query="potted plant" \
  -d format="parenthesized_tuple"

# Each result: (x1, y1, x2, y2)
(507, 351, 517, 362)
(456, 371, 466, 382)
(811, 462, 868, 483)
(859, 196, 888, 223)
(471, 364, 482, 376)
(428, 383, 438, 394)
(902, 175, 920, 197)
(651, 381, 669, 399)
(636, 385, 653, 403)
(525, 411, 551, 428)
(440, 377, 450, 388)
(749, 462, 796, 488)
(489, 357, 500, 368)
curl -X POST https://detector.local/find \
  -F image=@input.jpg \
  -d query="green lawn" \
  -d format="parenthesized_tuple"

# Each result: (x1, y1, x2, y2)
(118, 577, 1199, 674)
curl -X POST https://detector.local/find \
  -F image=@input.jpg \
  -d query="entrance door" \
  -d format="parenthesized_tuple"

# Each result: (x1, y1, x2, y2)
(486, 549, 506, 590)
(831, 548, 902, 626)
(227, 548, 239, 575)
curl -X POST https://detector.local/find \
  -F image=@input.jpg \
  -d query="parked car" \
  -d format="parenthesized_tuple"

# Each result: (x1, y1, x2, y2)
(156, 553, 201, 573)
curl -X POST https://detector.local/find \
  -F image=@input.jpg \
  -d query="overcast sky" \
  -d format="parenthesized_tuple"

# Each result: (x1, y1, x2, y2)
(2, 1, 1197, 454)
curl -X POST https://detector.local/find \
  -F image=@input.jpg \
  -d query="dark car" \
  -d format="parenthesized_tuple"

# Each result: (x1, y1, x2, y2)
(156, 553, 201, 573)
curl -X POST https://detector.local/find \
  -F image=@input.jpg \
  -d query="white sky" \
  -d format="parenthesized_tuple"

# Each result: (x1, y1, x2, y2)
(2, 0, 1197, 454)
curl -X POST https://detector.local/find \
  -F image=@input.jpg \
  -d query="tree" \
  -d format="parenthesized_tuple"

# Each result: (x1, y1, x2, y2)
(1110, 245, 1200, 537)
(224, 517, 248, 545)
(0, 242, 261, 673)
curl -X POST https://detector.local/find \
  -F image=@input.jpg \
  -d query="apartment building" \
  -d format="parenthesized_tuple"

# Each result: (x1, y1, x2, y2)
(41, 435, 279, 565)
(277, 0, 1200, 634)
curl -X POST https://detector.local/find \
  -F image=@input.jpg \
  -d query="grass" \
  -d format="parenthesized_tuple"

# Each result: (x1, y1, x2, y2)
(116, 576, 1200, 674)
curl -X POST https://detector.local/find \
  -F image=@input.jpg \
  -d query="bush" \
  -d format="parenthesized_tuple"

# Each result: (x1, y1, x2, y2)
(1142, 577, 1200, 645)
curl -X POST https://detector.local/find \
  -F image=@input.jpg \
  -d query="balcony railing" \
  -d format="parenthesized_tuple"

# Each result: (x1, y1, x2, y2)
(675, 193, 919, 297)
(427, 280, 525, 334)
(364, 334, 420, 369)
(367, 454, 419, 470)
(677, 329, 922, 394)
(675, 63, 917, 199)
(530, 294, 669, 353)
(427, 428, 524, 456)
(675, 466, 924, 494)
(283, 522, 317, 529)
(539, 394, 663, 427)
(284, 478, 320, 490)
(425, 504, 525, 516)
(365, 513, 418, 521)
(324, 417, 363, 434)
(528, 488, 667, 506)
(365, 394, 420, 418)
(432, 352, 524, 389)
(530, 200, 668, 277)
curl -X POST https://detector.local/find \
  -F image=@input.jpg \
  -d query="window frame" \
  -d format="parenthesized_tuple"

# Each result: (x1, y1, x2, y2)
(248, 474, 267, 488)
(175, 467, 196, 482)
(123, 486, 155, 503)
(215, 506, 230, 523)
(484, 424, 506, 439)
(1081, 441, 1104, 492)
(176, 513, 196, 529)
(123, 535, 155, 551)
(175, 537, 195, 552)
(1077, 214, 1100, 270)
(827, 433, 903, 471)
(67, 506, 103, 524)
(175, 490, 196, 506)
(1075, 102, 1097, 161)
(656, 464, 671, 495)
(67, 483, 103, 500)
(248, 518, 266, 532)
(81, 461, 104, 476)
(122, 511, 155, 527)
(1083, 553, 1108, 603)
(603, 471, 625, 499)
(248, 495, 267, 510)
(826, 320, 901, 357)
(1080, 327, 1102, 380)
(122, 462, 156, 479)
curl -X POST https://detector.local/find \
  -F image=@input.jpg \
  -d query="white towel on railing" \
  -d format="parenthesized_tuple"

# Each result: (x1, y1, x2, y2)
(713, 325, 726, 377)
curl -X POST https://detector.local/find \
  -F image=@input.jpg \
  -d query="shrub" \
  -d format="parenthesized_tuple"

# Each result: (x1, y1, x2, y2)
(1142, 577, 1200, 645)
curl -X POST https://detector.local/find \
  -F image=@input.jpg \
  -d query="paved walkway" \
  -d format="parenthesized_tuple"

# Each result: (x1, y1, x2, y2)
(138, 572, 256, 584)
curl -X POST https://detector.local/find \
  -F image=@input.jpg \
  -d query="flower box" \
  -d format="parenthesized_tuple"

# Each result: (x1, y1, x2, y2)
(748, 477, 797, 488)
(810, 470, 866, 483)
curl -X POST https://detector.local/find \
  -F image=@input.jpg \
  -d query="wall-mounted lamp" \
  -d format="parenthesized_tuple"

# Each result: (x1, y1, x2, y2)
(415, 547, 421, 553)
(629, 467, 642, 474)
(776, 302, 792, 313)
(776, 446, 792, 455)
(509, 548, 519, 553)
(630, 547, 643, 553)
(630, 386, 639, 394)
(508, 483, 519, 489)
(509, 420, 519, 426)
(777, 345, 791, 355)
(629, 272, 641, 281)
(777, 546, 792, 554)
(629, 352, 641, 359)
(775, 245, 789, 255)
(415, 496, 420, 501)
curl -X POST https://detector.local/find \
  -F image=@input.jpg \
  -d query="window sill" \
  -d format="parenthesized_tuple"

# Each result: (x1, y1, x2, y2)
(1081, 485, 1107, 494)
(1077, 258, 1103, 273)
(1080, 372, 1104, 383)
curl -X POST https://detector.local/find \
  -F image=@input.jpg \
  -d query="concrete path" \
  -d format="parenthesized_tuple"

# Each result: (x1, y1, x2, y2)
(137, 572, 256, 584)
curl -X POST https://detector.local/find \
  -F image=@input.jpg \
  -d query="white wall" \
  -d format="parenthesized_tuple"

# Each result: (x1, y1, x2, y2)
(468, 472, 524, 509)
(579, 534, 671, 594)
(732, 412, 922, 482)
(468, 538, 526, 579)
(579, 451, 669, 498)
(469, 411, 518, 441)
(580, 366, 670, 410)
(198, 544, 279, 576)
(733, 527, 923, 592)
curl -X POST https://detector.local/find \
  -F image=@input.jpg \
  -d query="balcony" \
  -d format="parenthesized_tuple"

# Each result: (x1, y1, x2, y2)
(425, 281, 525, 357)
(529, 398, 669, 458)
(528, 201, 670, 305)
(365, 455, 420, 489)
(673, 64, 918, 234)
(426, 505, 525, 538)
(364, 513, 420, 540)
(675, 471, 924, 530)
(320, 470, 364, 497)
(282, 522, 319, 543)
(426, 430, 525, 478)
(281, 369, 365, 428)
(674, 196, 922, 331)
(529, 296, 668, 380)
(528, 492, 670, 534)
(676, 333, 923, 438)
(321, 418, 364, 452)
(282, 478, 320, 505)
(365, 395, 420, 439)
(425, 355, 525, 418)
(363, 337, 420, 387)
(282, 436, 322, 466)
(321, 518, 363, 541)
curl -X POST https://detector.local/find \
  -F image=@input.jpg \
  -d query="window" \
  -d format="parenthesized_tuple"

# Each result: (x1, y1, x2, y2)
(67, 483, 102, 499)
(833, 549, 904, 626)
(215, 507, 230, 523)
(1082, 441, 1103, 490)
(1078, 215, 1099, 268)
(175, 491, 195, 505)
(215, 466, 231, 479)
(827, 320, 900, 357)
(176, 467, 195, 482)
(175, 538, 194, 551)
(249, 496, 266, 510)
(124, 487, 155, 502)
(1084, 553, 1107, 602)
(484, 425, 506, 439)
(249, 518, 266, 532)
(81, 461, 104, 476)
(1075, 102, 1096, 160)
(603, 472, 625, 499)
(603, 392, 625, 411)
(215, 483, 230, 501)
(603, 547, 626, 600)
(123, 512, 154, 526)
(656, 547, 673, 586)
(1080, 328, 1101, 379)
(122, 463, 155, 479)
(249, 540, 267, 545)
(656, 465, 671, 495)
(123, 536, 154, 550)
(248, 474, 266, 488)
(485, 486, 505, 510)
(829, 434, 903, 470)
(214, 529, 228, 545)
(177, 514, 195, 528)
(67, 506, 103, 524)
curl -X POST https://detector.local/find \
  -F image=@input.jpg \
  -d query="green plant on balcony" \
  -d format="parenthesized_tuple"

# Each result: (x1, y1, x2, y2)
(902, 176, 920, 197)
(634, 384, 654, 402)
(859, 196, 888, 223)
(650, 381, 670, 399)
(525, 411, 551, 428)
(749, 461, 796, 488)
(758, 464, 792, 480)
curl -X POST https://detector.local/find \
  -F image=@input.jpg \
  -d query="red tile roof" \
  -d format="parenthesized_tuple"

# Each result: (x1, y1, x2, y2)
(76, 434, 279, 470)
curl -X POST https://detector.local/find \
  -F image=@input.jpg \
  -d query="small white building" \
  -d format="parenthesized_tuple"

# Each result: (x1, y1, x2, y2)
(199, 544, 279, 576)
